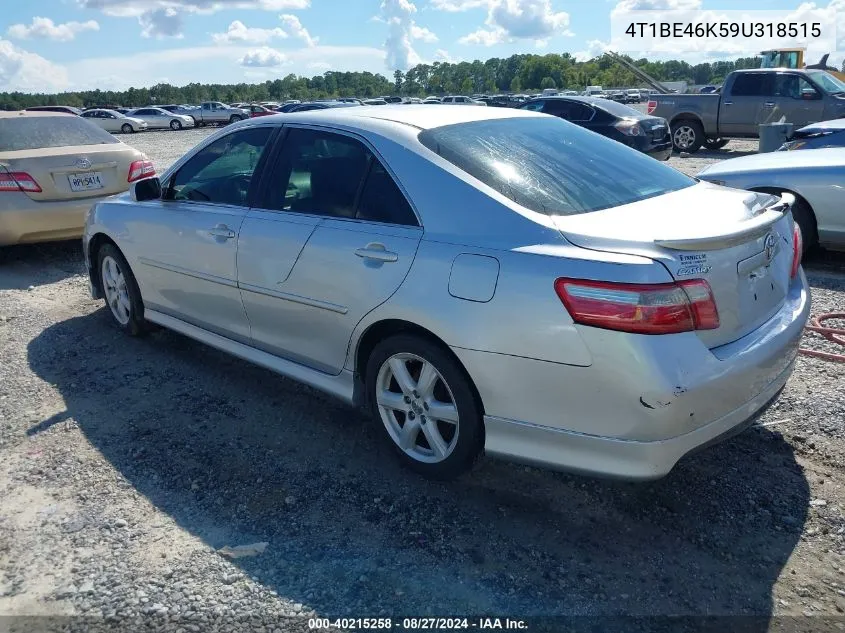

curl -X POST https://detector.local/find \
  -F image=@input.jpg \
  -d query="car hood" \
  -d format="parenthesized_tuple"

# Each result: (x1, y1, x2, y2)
(794, 118, 845, 135)
(698, 146, 845, 177)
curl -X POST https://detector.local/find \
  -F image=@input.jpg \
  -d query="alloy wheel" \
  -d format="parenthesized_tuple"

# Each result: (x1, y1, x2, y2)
(101, 255, 131, 326)
(375, 353, 460, 464)
(673, 125, 696, 150)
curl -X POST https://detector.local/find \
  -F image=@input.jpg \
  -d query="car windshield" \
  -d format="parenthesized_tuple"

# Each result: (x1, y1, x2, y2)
(0, 116, 120, 151)
(418, 117, 694, 216)
(807, 70, 845, 94)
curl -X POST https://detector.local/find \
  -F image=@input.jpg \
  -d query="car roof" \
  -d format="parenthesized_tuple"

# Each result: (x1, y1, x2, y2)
(264, 104, 544, 131)
(0, 110, 73, 118)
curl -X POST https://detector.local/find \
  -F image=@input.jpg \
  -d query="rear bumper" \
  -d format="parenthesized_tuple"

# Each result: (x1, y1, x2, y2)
(0, 193, 107, 246)
(455, 271, 810, 480)
(644, 141, 672, 160)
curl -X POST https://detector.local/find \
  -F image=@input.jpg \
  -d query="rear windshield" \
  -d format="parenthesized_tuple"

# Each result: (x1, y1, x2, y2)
(0, 116, 120, 151)
(592, 99, 643, 117)
(418, 117, 694, 216)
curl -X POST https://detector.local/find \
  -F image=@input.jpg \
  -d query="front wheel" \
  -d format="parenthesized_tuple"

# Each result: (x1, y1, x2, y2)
(703, 138, 730, 150)
(671, 119, 704, 153)
(228, 115, 244, 124)
(365, 334, 483, 480)
(97, 244, 149, 337)
(121, 123, 133, 134)
(170, 119, 182, 130)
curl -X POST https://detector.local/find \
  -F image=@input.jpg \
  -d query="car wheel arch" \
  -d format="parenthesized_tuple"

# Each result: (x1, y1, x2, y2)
(748, 186, 819, 247)
(352, 318, 485, 420)
(669, 113, 704, 128)
(88, 233, 126, 296)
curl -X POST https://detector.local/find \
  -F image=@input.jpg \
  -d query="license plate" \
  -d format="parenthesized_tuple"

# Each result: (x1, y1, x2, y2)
(68, 172, 104, 192)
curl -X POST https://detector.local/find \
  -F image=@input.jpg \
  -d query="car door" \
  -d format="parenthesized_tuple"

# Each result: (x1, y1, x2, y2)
(237, 126, 422, 374)
(101, 112, 120, 133)
(129, 125, 277, 342)
(770, 73, 825, 128)
(718, 72, 772, 136)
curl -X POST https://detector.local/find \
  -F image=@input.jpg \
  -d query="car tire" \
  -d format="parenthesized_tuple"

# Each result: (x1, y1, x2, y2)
(97, 244, 149, 337)
(671, 119, 704, 153)
(703, 138, 730, 150)
(365, 333, 483, 480)
(228, 115, 243, 124)
(121, 123, 133, 134)
(170, 119, 182, 131)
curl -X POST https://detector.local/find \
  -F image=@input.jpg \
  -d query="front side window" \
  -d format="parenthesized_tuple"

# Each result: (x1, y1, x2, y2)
(165, 127, 273, 206)
(418, 117, 694, 217)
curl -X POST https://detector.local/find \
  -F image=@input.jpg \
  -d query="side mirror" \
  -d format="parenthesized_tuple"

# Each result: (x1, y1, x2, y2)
(129, 177, 162, 202)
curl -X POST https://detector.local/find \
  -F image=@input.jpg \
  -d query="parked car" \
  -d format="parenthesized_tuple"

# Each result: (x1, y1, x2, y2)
(648, 68, 845, 152)
(363, 99, 388, 106)
(520, 96, 672, 160)
(440, 96, 486, 106)
(277, 103, 302, 113)
(403, 98, 423, 104)
(25, 105, 82, 116)
(699, 85, 719, 94)
(192, 102, 249, 126)
(422, 97, 441, 104)
(127, 107, 195, 131)
(380, 96, 403, 104)
(625, 89, 642, 103)
(698, 147, 845, 252)
(779, 118, 845, 151)
(288, 101, 360, 112)
(159, 104, 198, 117)
(82, 107, 808, 481)
(1, 111, 151, 245)
(245, 104, 277, 118)
(80, 108, 148, 134)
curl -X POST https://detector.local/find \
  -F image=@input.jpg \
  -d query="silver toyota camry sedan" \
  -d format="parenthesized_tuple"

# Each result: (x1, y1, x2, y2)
(82, 106, 811, 481)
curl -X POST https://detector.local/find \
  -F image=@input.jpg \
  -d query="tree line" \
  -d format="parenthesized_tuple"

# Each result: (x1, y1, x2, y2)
(0, 53, 762, 110)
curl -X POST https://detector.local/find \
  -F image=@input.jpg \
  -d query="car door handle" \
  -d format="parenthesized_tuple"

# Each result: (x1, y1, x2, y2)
(354, 243, 398, 263)
(208, 225, 235, 239)
(722, 101, 732, 106)
(763, 102, 775, 107)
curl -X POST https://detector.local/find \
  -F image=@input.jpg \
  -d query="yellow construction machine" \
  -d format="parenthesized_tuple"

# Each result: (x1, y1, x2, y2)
(759, 48, 845, 82)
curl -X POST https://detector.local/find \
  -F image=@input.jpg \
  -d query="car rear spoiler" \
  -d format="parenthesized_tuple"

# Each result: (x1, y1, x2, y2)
(654, 193, 794, 250)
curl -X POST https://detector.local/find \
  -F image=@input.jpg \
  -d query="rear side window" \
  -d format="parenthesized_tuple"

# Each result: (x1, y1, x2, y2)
(356, 162, 416, 225)
(418, 117, 694, 216)
(731, 73, 772, 96)
(0, 116, 119, 151)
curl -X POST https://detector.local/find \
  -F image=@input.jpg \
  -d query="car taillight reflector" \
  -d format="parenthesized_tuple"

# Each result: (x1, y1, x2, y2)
(554, 278, 720, 335)
(646, 100, 657, 114)
(0, 171, 42, 193)
(791, 222, 803, 279)
(127, 160, 155, 183)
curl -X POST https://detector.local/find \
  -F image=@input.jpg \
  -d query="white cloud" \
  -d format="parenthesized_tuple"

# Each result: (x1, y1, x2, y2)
(76, 0, 310, 17)
(7, 17, 100, 42)
(573, 38, 610, 62)
(308, 61, 332, 70)
(212, 20, 286, 44)
(139, 7, 183, 38)
(454, 0, 572, 46)
(279, 14, 316, 47)
(240, 46, 287, 67)
(429, 0, 488, 11)
(0, 39, 70, 92)
(410, 24, 438, 42)
(212, 15, 315, 46)
(434, 48, 460, 63)
(380, 0, 428, 70)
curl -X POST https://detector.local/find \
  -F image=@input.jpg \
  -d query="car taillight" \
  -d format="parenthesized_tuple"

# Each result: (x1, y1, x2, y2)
(646, 100, 657, 114)
(614, 119, 642, 136)
(790, 222, 803, 279)
(554, 278, 720, 335)
(0, 171, 42, 193)
(127, 160, 155, 183)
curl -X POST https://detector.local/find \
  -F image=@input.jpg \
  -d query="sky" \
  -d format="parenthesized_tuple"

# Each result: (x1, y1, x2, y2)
(1, 0, 844, 94)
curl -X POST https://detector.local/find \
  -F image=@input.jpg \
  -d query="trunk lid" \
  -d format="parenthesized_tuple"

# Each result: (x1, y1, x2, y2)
(0, 144, 141, 202)
(552, 182, 795, 348)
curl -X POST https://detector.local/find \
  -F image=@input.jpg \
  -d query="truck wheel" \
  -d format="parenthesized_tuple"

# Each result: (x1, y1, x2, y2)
(671, 119, 704, 153)
(228, 115, 244, 124)
(703, 138, 730, 150)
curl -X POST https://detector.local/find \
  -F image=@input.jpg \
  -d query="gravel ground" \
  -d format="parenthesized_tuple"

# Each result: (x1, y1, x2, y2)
(1, 128, 845, 632)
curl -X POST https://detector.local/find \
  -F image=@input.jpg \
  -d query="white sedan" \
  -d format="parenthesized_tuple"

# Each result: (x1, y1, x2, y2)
(80, 109, 148, 134)
(126, 107, 195, 131)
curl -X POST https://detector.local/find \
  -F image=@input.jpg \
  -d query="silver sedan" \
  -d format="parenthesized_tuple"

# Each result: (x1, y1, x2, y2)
(80, 109, 148, 134)
(82, 107, 810, 481)
(126, 107, 195, 130)
(698, 147, 845, 252)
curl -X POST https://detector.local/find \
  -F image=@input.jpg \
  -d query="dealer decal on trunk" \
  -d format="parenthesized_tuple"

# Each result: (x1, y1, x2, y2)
(677, 253, 711, 276)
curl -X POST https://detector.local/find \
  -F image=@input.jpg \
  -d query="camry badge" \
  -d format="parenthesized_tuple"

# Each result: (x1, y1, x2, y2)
(763, 233, 777, 262)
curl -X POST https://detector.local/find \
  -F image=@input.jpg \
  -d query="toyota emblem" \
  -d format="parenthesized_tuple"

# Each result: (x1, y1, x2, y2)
(75, 157, 92, 170)
(763, 233, 777, 262)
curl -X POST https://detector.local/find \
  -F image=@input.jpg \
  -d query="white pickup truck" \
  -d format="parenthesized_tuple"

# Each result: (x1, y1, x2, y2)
(192, 102, 249, 126)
